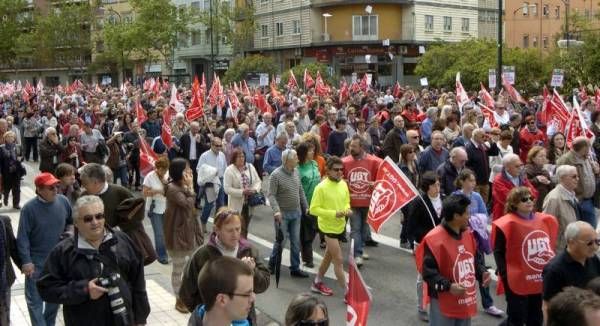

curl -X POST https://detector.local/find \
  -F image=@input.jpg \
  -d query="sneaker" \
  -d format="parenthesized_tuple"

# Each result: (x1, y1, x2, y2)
(311, 281, 334, 296)
(400, 241, 413, 250)
(418, 310, 429, 322)
(355, 256, 364, 267)
(362, 251, 369, 260)
(484, 306, 504, 317)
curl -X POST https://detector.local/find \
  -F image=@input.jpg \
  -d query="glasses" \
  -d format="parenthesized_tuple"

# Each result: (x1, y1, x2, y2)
(520, 196, 533, 203)
(82, 213, 105, 223)
(297, 320, 328, 326)
(331, 168, 343, 172)
(577, 239, 600, 247)
(213, 144, 223, 148)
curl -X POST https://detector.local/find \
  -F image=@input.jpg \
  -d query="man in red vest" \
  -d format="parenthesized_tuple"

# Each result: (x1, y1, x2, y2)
(416, 194, 491, 325)
(492, 186, 558, 326)
(342, 135, 382, 267)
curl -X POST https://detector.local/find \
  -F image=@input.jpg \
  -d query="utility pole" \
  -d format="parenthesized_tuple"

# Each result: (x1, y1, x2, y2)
(564, 0, 570, 49)
(210, 0, 215, 84)
(496, 0, 503, 93)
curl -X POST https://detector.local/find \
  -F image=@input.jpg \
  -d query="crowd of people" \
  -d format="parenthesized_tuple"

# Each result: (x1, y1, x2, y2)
(0, 77, 599, 326)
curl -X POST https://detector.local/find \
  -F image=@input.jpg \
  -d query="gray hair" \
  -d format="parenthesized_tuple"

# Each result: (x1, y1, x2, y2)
(556, 165, 577, 180)
(282, 149, 297, 164)
(80, 163, 106, 183)
(502, 153, 521, 167)
(44, 127, 57, 138)
(276, 131, 288, 141)
(565, 221, 592, 243)
(73, 195, 104, 221)
(462, 123, 475, 136)
(450, 147, 467, 159)
(472, 128, 486, 139)
(426, 107, 438, 118)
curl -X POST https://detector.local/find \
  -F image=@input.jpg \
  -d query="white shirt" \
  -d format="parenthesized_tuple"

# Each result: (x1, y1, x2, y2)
(256, 122, 276, 148)
(189, 132, 198, 160)
(198, 149, 227, 177)
(143, 170, 167, 214)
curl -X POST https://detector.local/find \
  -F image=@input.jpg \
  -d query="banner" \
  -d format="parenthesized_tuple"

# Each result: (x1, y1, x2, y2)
(502, 66, 515, 85)
(488, 69, 496, 89)
(550, 69, 564, 87)
(347, 240, 372, 326)
(367, 157, 418, 233)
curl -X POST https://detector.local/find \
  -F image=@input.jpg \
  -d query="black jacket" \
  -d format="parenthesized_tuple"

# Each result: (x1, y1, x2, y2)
(178, 133, 210, 168)
(436, 161, 459, 196)
(465, 141, 499, 185)
(0, 215, 21, 291)
(406, 192, 444, 244)
(37, 229, 150, 326)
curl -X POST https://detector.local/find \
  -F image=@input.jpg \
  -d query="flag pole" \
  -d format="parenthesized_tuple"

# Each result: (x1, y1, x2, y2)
(416, 193, 437, 229)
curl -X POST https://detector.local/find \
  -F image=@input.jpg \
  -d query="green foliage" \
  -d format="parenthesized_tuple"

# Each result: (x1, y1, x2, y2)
(280, 62, 334, 88)
(0, 0, 33, 69)
(222, 55, 277, 85)
(414, 39, 550, 95)
(196, 0, 257, 54)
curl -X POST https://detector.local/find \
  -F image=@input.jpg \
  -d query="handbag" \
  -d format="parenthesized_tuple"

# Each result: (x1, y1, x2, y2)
(246, 164, 265, 207)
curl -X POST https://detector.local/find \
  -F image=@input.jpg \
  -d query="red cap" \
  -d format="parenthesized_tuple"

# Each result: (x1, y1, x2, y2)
(35, 173, 60, 187)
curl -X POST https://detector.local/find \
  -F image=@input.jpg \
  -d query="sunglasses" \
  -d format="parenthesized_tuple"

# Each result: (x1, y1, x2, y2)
(520, 196, 533, 203)
(578, 239, 600, 247)
(297, 319, 328, 326)
(82, 213, 105, 223)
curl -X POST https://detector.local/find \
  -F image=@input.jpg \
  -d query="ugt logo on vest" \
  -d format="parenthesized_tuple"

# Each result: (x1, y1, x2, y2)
(348, 167, 371, 194)
(452, 245, 476, 296)
(521, 230, 554, 272)
(368, 180, 395, 222)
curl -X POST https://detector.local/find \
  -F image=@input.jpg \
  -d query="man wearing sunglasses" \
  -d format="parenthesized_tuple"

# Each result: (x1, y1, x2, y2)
(542, 221, 600, 304)
(16, 172, 73, 326)
(37, 195, 150, 326)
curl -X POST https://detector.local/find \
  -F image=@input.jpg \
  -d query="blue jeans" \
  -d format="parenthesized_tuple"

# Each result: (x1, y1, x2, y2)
(200, 180, 226, 225)
(148, 212, 168, 262)
(579, 198, 597, 228)
(476, 251, 494, 309)
(350, 207, 370, 257)
(25, 260, 59, 326)
(269, 210, 301, 272)
(113, 165, 129, 187)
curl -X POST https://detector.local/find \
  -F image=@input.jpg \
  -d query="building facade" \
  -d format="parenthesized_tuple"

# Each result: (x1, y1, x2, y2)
(249, 0, 480, 86)
(505, 0, 598, 51)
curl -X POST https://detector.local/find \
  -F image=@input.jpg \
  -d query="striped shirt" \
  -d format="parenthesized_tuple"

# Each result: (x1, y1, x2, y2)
(268, 166, 307, 214)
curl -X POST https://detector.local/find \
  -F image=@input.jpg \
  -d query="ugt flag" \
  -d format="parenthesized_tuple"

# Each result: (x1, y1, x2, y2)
(347, 240, 372, 326)
(367, 157, 418, 233)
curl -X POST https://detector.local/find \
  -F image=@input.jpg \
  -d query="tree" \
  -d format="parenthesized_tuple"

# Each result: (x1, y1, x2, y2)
(222, 55, 277, 85)
(0, 0, 33, 72)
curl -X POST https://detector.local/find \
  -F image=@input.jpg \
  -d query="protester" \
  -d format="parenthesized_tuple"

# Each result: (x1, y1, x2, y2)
(0, 131, 23, 209)
(546, 287, 600, 326)
(418, 131, 448, 173)
(55, 163, 81, 205)
(197, 137, 228, 233)
(525, 146, 554, 211)
(296, 142, 321, 268)
(38, 127, 64, 174)
(164, 157, 203, 313)
(437, 147, 467, 196)
(0, 214, 21, 326)
(142, 155, 170, 264)
(492, 186, 558, 326)
(179, 208, 270, 324)
(491, 153, 538, 220)
(187, 257, 254, 326)
(547, 132, 566, 165)
(17, 172, 73, 326)
(383, 115, 407, 162)
(284, 293, 329, 326)
(37, 195, 150, 326)
(106, 131, 129, 187)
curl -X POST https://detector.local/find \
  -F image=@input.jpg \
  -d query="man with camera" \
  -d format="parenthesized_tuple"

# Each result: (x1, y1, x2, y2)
(37, 195, 150, 326)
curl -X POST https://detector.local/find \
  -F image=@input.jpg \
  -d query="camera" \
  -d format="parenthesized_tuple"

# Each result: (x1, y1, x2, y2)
(96, 273, 130, 326)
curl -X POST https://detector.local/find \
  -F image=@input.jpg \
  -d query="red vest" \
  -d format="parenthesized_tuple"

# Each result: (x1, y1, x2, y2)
(492, 213, 558, 296)
(342, 154, 382, 207)
(419, 226, 478, 319)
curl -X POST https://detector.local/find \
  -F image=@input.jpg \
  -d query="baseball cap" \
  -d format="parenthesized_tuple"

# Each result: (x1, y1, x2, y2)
(35, 173, 60, 187)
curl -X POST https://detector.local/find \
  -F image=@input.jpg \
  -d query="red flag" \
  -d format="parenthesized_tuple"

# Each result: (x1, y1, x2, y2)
(339, 80, 349, 105)
(350, 81, 361, 94)
(95, 84, 102, 94)
(254, 91, 273, 114)
(303, 68, 315, 89)
(359, 74, 369, 92)
(228, 92, 241, 124)
(392, 81, 403, 98)
(162, 80, 169, 92)
(546, 89, 571, 134)
(135, 101, 147, 125)
(241, 80, 251, 98)
(480, 104, 498, 128)
(152, 78, 160, 94)
(270, 77, 285, 104)
(139, 135, 158, 176)
(233, 81, 240, 94)
(315, 71, 330, 97)
(346, 241, 372, 326)
(480, 83, 495, 108)
(539, 86, 551, 126)
(169, 85, 185, 113)
(367, 157, 419, 233)
(565, 96, 594, 147)
(161, 109, 174, 149)
(502, 77, 527, 104)
(192, 75, 200, 95)
(455, 72, 469, 111)
(288, 69, 298, 89)
(185, 86, 205, 122)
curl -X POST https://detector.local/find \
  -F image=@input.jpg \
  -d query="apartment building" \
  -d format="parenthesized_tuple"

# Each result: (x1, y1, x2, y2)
(249, 0, 479, 86)
(505, 0, 598, 51)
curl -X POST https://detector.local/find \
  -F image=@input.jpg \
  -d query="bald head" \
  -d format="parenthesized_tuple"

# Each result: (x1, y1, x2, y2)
(450, 147, 467, 169)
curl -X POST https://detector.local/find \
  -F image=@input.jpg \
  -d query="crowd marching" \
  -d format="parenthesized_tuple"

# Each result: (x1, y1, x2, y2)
(0, 72, 600, 326)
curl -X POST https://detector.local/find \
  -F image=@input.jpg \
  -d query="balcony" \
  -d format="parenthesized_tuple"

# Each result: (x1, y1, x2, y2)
(312, 0, 411, 7)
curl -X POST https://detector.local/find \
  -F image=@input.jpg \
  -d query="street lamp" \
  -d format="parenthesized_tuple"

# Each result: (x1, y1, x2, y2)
(322, 13, 332, 41)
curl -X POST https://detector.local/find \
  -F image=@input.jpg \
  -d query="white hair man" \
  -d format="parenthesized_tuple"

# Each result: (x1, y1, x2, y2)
(491, 153, 538, 220)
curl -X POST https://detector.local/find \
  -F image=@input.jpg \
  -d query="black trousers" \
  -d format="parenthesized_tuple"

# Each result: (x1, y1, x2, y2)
(2, 175, 20, 208)
(24, 137, 37, 161)
(500, 283, 543, 326)
(300, 212, 318, 264)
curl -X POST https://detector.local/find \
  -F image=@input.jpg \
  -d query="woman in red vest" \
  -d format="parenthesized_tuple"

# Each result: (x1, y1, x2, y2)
(416, 194, 491, 325)
(492, 187, 558, 326)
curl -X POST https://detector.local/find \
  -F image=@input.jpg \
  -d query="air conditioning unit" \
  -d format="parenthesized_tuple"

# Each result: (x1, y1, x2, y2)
(322, 33, 331, 42)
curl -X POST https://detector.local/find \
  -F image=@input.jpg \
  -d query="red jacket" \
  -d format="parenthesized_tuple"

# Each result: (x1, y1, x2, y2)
(519, 127, 546, 163)
(492, 172, 539, 220)
(320, 122, 333, 153)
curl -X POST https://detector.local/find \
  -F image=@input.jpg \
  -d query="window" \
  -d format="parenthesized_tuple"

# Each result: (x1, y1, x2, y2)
(461, 18, 469, 32)
(276, 22, 283, 36)
(555, 6, 560, 18)
(352, 15, 378, 40)
(443, 16, 452, 31)
(532, 36, 537, 48)
(178, 32, 188, 47)
(289, 58, 301, 69)
(261, 24, 268, 38)
(531, 4, 538, 16)
(191, 31, 201, 45)
(522, 2, 529, 15)
(543, 4, 550, 16)
(203, 0, 210, 10)
(425, 15, 433, 31)
(204, 29, 211, 44)
(191, 1, 200, 12)
(523, 34, 529, 48)
(543, 36, 548, 48)
(292, 20, 300, 34)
